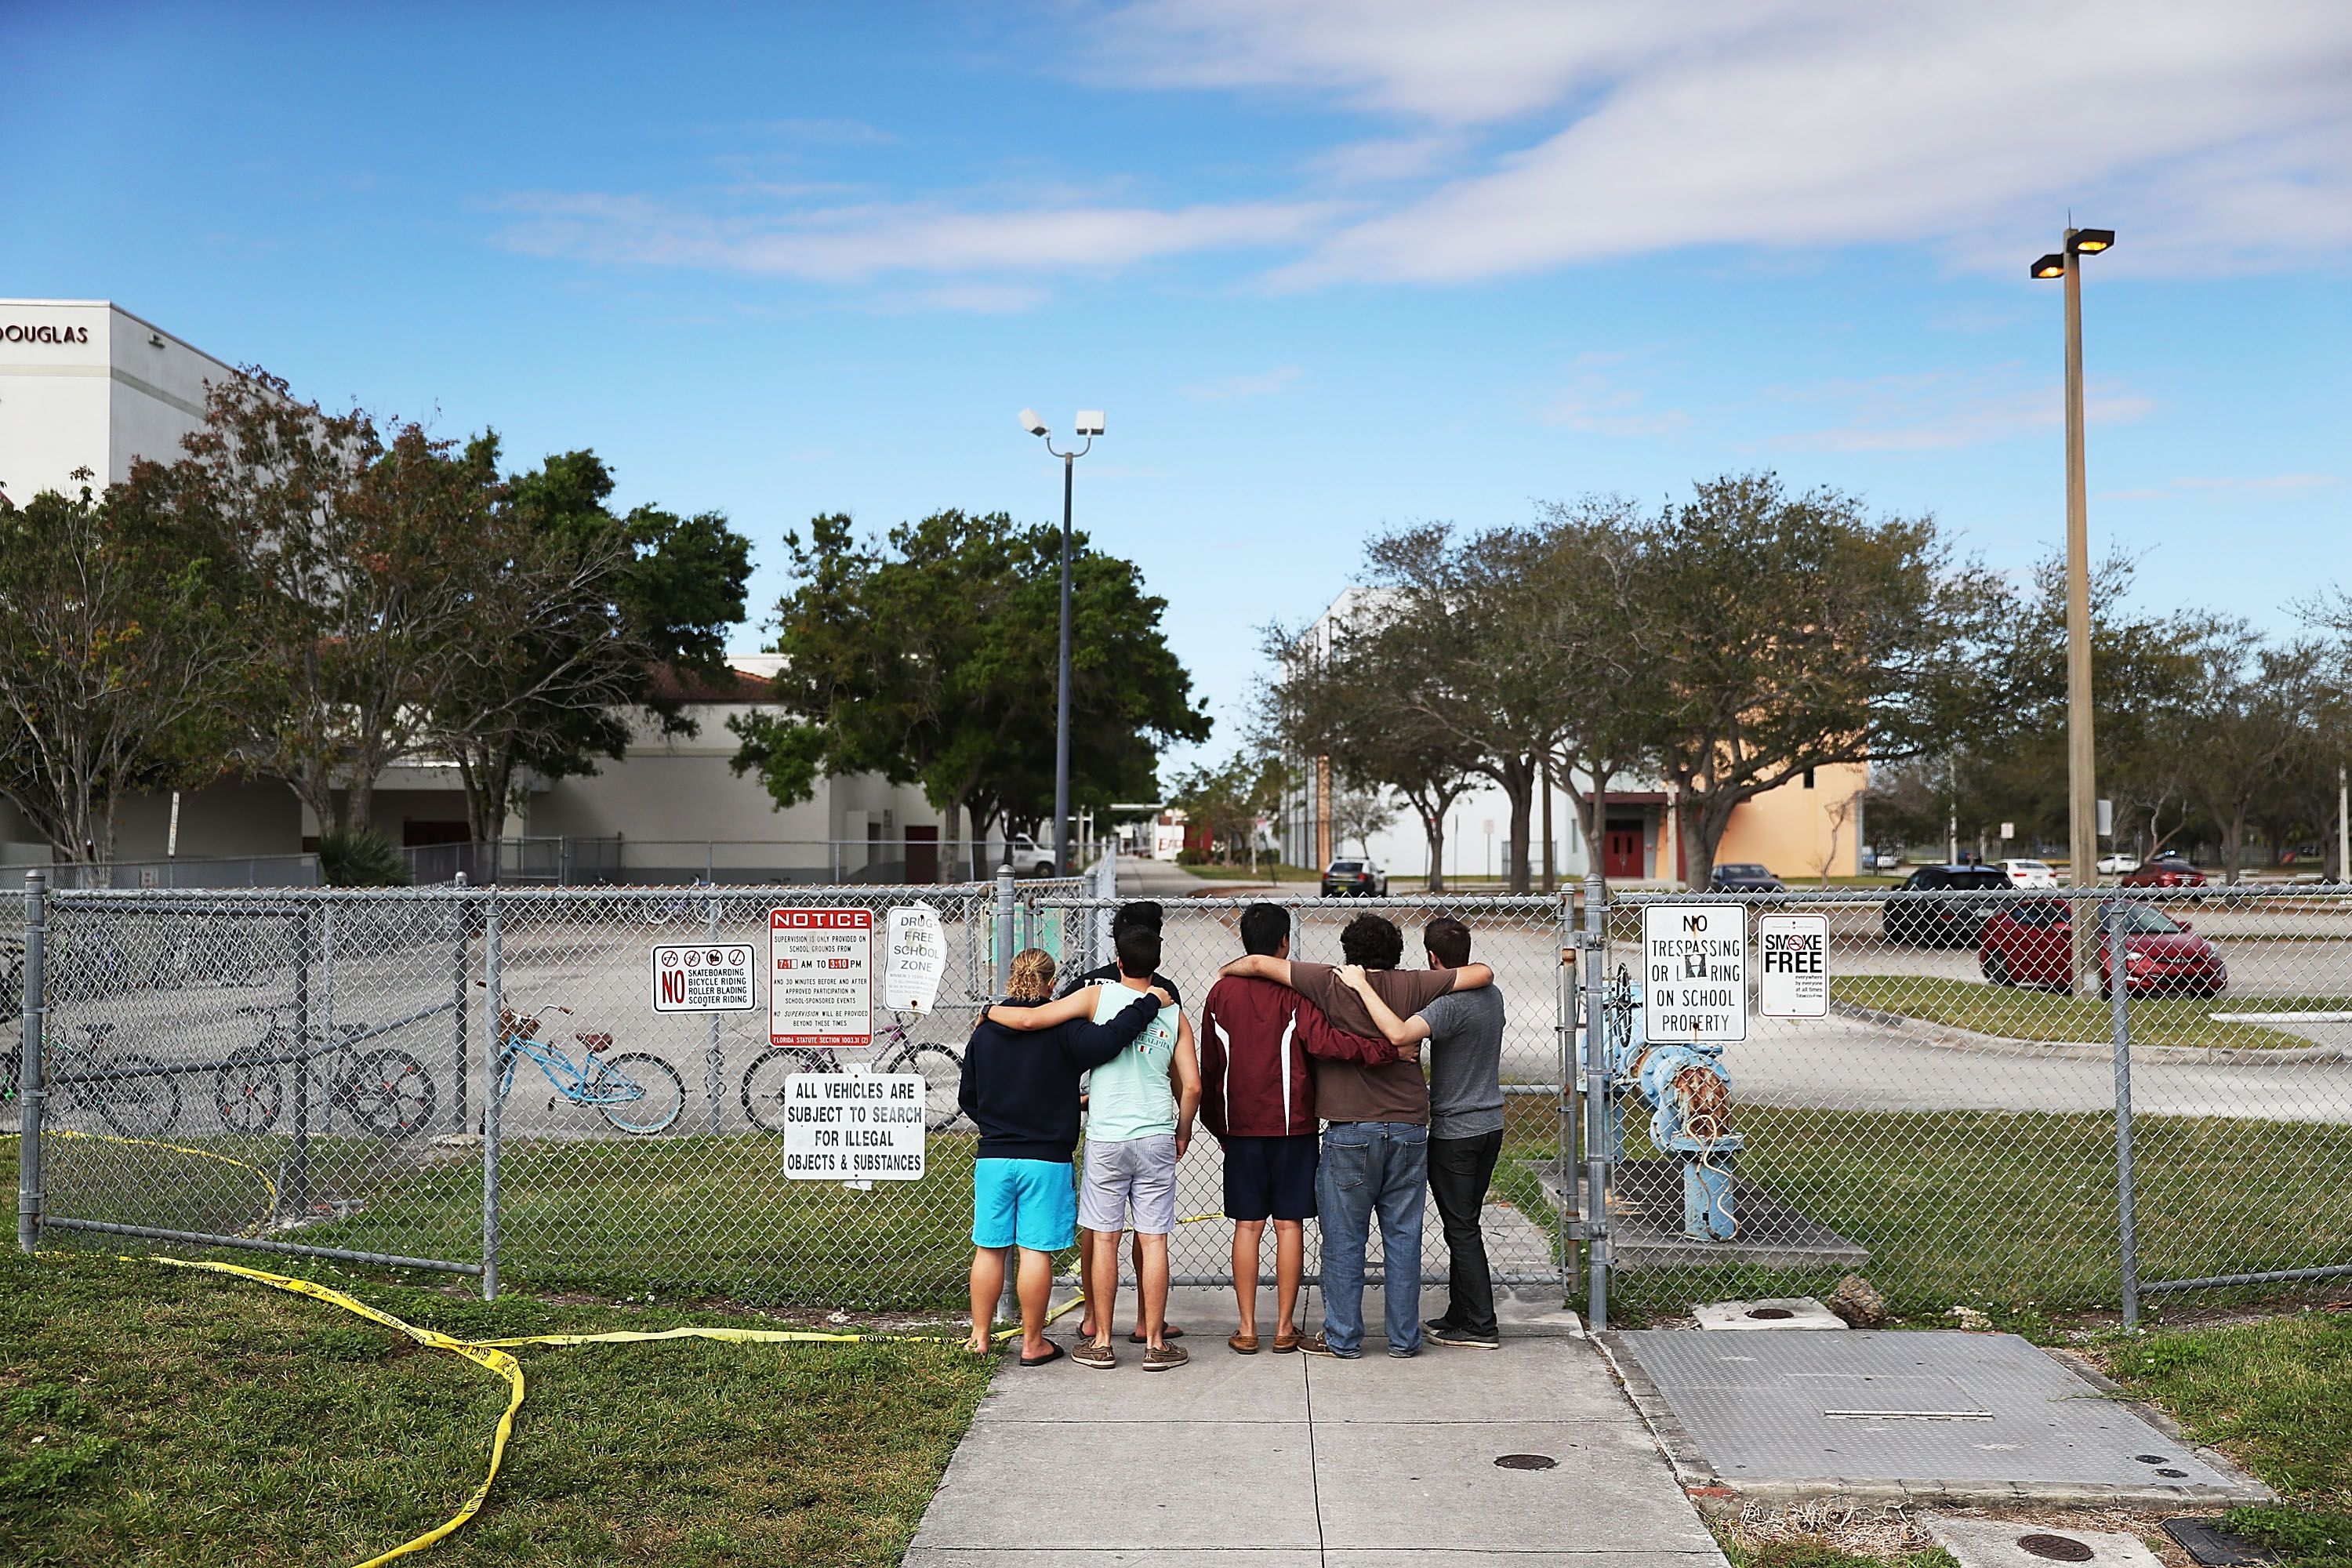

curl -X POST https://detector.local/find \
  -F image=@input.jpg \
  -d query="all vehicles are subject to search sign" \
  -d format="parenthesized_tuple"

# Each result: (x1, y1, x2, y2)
(650, 943, 757, 1013)
(779, 1072, 927, 1181)
(1642, 903, 1748, 1043)
(1756, 912, 1830, 1018)
(769, 907, 874, 1047)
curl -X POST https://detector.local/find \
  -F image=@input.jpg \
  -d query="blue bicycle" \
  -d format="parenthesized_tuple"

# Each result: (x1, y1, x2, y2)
(494, 1000, 685, 1134)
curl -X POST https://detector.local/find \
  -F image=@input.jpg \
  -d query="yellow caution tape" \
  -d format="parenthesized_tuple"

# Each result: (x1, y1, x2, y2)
(150, 1255, 524, 1568)
(74, 1210, 1246, 1563)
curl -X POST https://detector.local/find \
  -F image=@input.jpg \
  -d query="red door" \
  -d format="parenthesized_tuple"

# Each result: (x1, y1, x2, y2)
(905, 826, 938, 884)
(1603, 820, 1645, 879)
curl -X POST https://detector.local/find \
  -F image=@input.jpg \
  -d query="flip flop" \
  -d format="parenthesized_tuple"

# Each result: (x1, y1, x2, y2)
(1019, 1342, 1067, 1368)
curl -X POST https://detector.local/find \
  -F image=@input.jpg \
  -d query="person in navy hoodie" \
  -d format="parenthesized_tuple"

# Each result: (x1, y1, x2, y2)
(960, 947, 1170, 1364)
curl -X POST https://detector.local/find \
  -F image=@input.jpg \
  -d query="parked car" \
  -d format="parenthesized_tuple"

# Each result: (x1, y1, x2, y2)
(1007, 834, 1058, 877)
(1882, 864, 2011, 946)
(2118, 855, 2207, 889)
(1978, 900, 2227, 996)
(1995, 858, 2059, 890)
(1320, 858, 1388, 897)
(2096, 853, 2142, 875)
(1708, 862, 1785, 894)
(1869, 848, 1904, 872)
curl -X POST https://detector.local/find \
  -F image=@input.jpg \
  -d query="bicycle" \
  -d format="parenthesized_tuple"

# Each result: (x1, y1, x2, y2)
(2, 1022, 182, 1137)
(644, 880, 717, 926)
(739, 1010, 964, 1134)
(495, 1000, 685, 1134)
(212, 1004, 437, 1139)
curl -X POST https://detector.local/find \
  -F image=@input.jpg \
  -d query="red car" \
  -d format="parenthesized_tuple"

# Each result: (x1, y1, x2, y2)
(1978, 900, 2228, 996)
(2118, 855, 2207, 889)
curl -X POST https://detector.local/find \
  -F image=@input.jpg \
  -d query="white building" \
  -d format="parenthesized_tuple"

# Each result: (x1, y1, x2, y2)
(0, 299, 234, 507)
(0, 301, 1015, 883)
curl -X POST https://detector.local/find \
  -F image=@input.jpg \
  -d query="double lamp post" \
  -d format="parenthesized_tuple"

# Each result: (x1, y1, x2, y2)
(1020, 408, 1105, 877)
(2031, 225, 2114, 991)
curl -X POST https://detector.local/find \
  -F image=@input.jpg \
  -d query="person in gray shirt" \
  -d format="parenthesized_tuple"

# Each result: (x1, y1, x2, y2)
(1341, 915, 1507, 1347)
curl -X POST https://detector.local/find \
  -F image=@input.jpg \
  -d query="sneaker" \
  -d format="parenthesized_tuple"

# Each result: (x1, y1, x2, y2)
(1142, 1342, 1190, 1372)
(1425, 1324, 1500, 1349)
(1293, 1333, 1359, 1359)
(1070, 1338, 1116, 1371)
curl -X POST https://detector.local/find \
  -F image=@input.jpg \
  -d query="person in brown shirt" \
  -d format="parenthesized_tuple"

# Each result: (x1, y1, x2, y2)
(1216, 913, 1494, 1358)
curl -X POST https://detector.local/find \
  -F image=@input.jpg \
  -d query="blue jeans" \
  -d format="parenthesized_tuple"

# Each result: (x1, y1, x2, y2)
(1316, 1121, 1428, 1355)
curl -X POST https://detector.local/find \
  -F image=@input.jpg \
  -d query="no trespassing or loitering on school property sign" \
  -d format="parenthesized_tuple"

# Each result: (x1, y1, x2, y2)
(1642, 903, 1748, 1043)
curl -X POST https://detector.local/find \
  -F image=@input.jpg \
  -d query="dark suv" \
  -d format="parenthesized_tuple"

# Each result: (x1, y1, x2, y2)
(1708, 862, 1785, 894)
(1320, 858, 1388, 897)
(1882, 864, 2010, 946)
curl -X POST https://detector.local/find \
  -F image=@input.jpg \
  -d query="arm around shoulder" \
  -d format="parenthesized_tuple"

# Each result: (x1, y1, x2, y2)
(1447, 963, 1495, 992)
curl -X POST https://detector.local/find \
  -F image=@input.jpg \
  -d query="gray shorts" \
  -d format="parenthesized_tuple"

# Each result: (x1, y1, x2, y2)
(1079, 1134, 1179, 1235)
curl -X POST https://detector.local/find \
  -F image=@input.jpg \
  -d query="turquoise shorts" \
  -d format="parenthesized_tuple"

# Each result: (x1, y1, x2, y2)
(972, 1158, 1078, 1252)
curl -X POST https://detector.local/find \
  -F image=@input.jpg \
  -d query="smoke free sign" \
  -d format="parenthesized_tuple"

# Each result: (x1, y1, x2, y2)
(1642, 904, 1748, 1043)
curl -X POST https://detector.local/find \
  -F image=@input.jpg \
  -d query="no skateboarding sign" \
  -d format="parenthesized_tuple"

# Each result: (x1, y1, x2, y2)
(650, 944, 756, 1012)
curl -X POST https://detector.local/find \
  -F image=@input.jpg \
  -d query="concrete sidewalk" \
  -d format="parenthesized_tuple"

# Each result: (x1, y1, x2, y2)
(907, 1284, 1728, 1567)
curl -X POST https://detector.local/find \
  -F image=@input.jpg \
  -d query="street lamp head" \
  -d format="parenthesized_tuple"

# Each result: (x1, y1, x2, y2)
(1019, 408, 1048, 437)
(2068, 228, 2116, 255)
(1074, 410, 1105, 437)
(2030, 253, 2067, 280)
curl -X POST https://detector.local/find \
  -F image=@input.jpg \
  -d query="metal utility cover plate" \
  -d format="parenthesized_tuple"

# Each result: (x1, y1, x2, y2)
(1928, 1519, 2165, 1568)
(1617, 1330, 2241, 1490)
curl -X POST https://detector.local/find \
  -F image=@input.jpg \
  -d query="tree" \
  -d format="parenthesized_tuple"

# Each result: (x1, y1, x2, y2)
(0, 473, 243, 869)
(1634, 474, 1998, 889)
(167, 372, 511, 834)
(1329, 783, 1397, 859)
(427, 446, 751, 845)
(1258, 609, 1479, 889)
(732, 510, 1206, 882)
(2174, 626, 2321, 884)
(1169, 750, 1282, 866)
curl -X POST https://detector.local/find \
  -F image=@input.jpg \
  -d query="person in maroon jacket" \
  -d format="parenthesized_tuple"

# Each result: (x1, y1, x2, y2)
(1199, 902, 1411, 1354)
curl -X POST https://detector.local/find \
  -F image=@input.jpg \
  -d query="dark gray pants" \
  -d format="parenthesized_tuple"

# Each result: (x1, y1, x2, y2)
(1427, 1129, 1503, 1338)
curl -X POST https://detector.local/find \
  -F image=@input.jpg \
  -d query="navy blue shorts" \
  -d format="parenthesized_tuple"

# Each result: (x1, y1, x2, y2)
(1221, 1133, 1319, 1221)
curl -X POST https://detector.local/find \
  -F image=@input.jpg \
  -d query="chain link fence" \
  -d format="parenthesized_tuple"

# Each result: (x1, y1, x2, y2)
(12, 872, 2349, 1326)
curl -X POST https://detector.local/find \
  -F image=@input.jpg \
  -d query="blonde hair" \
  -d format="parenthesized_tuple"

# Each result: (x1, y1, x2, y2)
(1007, 947, 1058, 1003)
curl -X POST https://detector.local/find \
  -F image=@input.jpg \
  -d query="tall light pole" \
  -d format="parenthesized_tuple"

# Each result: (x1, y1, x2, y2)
(1020, 407, 1105, 877)
(2031, 226, 2114, 993)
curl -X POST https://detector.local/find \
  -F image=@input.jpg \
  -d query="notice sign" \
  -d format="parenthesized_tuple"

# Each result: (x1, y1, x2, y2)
(651, 943, 756, 1013)
(769, 907, 875, 1047)
(780, 1073, 927, 1181)
(1756, 912, 1830, 1018)
(1642, 904, 1748, 1043)
(883, 903, 946, 1014)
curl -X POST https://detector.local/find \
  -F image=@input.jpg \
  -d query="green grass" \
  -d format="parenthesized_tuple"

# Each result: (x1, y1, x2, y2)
(2103, 1311, 2352, 1568)
(1490, 1098, 2352, 1326)
(1717, 1540, 1956, 1568)
(0, 1247, 994, 1566)
(1833, 975, 2335, 1048)
(1177, 862, 1318, 883)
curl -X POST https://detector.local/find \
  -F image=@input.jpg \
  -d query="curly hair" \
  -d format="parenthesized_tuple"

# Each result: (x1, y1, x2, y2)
(1007, 947, 1058, 1002)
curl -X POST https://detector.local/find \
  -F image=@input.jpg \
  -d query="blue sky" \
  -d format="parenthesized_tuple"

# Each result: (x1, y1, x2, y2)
(5, 2, 2348, 780)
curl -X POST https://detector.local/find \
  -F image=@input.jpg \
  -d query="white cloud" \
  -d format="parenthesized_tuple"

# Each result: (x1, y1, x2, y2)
(1766, 366, 2154, 452)
(495, 191, 1340, 284)
(2102, 473, 2336, 501)
(1180, 365, 1302, 400)
(1093, 0, 2352, 284)
(1540, 350, 1686, 437)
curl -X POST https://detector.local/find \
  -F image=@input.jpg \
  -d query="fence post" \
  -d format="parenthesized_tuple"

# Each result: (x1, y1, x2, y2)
(2107, 895, 2141, 1328)
(1580, 871, 1611, 1330)
(481, 887, 503, 1301)
(16, 872, 48, 1254)
(703, 890, 724, 1135)
(288, 903, 314, 1219)
(1555, 885, 1577, 1307)
(452, 873, 470, 1133)
(993, 863, 1015, 998)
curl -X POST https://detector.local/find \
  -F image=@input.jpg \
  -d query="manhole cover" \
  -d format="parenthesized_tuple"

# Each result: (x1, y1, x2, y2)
(1747, 1307, 1795, 1319)
(1494, 1454, 1558, 1470)
(2017, 1534, 2097, 1562)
